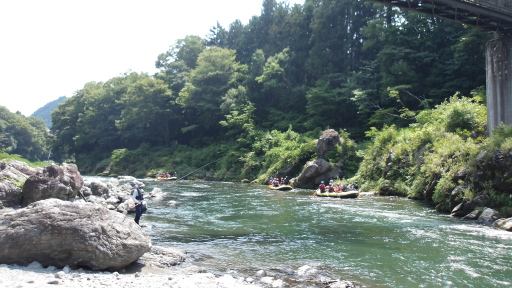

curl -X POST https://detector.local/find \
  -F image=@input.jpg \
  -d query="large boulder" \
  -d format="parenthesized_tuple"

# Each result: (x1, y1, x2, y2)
(22, 163, 83, 206)
(89, 181, 110, 196)
(139, 245, 186, 269)
(0, 180, 22, 207)
(292, 129, 344, 189)
(450, 195, 490, 217)
(0, 160, 41, 181)
(316, 129, 340, 158)
(0, 161, 42, 207)
(477, 208, 499, 225)
(494, 217, 512, 231)
(0, 198, 151, 270)
(294, 159, 342, 189)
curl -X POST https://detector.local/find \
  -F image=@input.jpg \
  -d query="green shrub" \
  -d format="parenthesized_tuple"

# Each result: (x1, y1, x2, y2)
(355, 93, 487, 206)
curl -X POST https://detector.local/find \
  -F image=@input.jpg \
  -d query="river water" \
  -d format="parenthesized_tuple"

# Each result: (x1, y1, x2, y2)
(109, 178, 512, 287)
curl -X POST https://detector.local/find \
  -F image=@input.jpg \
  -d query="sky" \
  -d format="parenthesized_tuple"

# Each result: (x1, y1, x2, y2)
(0, 0, 303, 116)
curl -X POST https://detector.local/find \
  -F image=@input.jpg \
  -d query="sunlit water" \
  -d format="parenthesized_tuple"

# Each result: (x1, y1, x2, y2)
(90, 177, 512, 287)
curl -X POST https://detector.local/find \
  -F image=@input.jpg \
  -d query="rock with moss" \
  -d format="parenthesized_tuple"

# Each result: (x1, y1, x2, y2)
(0, 161, 42, 207)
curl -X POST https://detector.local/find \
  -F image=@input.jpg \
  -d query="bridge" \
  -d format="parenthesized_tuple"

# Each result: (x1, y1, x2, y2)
(372, 0, 512, 34)
(370, 0, 512, 134)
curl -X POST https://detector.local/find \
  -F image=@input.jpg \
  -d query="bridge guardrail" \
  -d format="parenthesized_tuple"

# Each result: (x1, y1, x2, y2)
(464, 0, 512, 15)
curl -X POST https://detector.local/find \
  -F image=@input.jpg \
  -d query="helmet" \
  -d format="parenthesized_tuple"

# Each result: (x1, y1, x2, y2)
(320, 181, 324, 184)
(329, 180, 333, 183)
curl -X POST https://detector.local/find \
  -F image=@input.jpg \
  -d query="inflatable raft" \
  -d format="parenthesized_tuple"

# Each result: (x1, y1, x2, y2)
(268, 185, 293, 191)
(314, 190, 359, 198)
(157, 176, 178, 181)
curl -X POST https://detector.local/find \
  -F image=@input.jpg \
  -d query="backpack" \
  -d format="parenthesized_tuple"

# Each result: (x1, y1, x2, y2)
(135, 188, 144, 201)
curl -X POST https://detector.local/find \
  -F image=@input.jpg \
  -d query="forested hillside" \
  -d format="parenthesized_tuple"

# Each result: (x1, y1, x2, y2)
(46, 0, 491, 180)
(0, 106, 50, 162)
(31, 96, 67, 128)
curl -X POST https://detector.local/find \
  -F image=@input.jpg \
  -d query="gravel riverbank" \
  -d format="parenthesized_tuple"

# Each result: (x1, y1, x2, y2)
(0, 261, 261, 288)
(0, 251, 361, 288)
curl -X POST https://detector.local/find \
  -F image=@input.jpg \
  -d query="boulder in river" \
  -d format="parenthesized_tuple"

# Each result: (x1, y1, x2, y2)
(0, 198, 151, 271)
(292, 129, 343, 189)
(494, 217, 512, 231)
(294, 158, 342, 189)
(476, 207, 499, 225)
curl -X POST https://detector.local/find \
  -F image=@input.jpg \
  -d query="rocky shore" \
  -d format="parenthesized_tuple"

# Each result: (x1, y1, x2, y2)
(0, 260, 259, 288)
(0, 246, 360, 288)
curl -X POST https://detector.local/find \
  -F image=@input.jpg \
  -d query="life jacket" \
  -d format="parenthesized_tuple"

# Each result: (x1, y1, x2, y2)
(328, 185, 335, 192)
(135, 188, 144, 201)
(319, 184, 326, 192)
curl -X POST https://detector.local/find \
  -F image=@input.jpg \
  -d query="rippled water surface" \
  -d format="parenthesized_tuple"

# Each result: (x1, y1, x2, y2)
(106, 178, 512, 287)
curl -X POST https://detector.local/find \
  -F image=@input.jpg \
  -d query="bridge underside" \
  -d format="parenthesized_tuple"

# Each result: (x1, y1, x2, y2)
(373, 0, 512, 34)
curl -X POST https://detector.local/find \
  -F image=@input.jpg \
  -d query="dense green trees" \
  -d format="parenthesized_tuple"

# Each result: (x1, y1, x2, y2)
(351, 93, 512, 214)
(46, 0, 491, 180)
(0, 106, 50, 161)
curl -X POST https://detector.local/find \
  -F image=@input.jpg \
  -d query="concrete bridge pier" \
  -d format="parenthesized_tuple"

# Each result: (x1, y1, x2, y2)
(487, 35, 512, 135)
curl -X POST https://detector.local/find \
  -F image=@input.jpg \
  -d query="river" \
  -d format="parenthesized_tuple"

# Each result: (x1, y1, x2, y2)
(106, 178, 512, 287)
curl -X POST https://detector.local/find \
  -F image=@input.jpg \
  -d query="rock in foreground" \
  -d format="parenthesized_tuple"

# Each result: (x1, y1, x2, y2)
(0, 199, 151, 271)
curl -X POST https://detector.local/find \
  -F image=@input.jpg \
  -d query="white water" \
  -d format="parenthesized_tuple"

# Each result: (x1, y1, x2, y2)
(90, 177, 512, 287)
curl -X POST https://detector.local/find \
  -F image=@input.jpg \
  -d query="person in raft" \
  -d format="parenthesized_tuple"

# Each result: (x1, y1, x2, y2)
(328, 180, 335, 192)
(319, 181, 326, 193)
(131, 182, 145, 225)
(272, 178, 280, 187)
(335, 182, 343, 193)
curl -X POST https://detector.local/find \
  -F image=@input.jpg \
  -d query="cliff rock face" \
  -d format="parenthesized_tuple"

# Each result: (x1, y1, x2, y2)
(474, 149, 512, 194)
(0, 198, 151, 270)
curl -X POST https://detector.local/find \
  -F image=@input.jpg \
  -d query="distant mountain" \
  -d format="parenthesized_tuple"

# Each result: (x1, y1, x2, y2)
(31, 96, 67, 128)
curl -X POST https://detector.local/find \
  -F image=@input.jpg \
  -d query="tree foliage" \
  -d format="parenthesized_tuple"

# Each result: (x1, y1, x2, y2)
(0, 106, 50, 161)
(45, 0, 491, 182)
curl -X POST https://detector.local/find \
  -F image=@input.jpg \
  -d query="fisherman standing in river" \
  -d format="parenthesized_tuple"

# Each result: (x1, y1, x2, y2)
(131, 182, 145, 225)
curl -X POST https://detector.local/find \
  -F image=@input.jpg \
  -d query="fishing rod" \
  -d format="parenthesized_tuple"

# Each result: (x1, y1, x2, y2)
(127, 149, 170, 175)
(177, 158, 223, 181)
